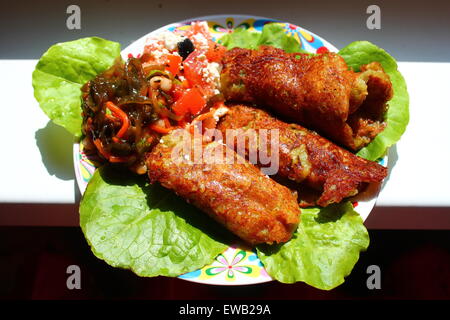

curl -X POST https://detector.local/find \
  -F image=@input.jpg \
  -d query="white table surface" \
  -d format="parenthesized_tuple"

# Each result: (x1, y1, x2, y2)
(0, 59, 449, 227)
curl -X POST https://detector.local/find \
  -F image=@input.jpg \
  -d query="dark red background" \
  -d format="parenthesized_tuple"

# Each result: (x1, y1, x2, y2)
(1, 227, 449, 300)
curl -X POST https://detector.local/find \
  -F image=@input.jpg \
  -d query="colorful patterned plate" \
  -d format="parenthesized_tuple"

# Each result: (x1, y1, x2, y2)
(74, 15, 386, 286)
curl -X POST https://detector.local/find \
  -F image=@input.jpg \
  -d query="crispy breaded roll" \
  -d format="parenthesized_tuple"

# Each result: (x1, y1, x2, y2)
(217, 105, 387, 207)
(220, 46, 393, 150)
(146, 128, 300, 245)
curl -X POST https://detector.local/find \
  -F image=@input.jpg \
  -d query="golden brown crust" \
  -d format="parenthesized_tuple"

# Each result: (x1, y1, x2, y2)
(146, 129, 301, 245)
(220, 46, 393, 150)
(217, 105, 388, 207)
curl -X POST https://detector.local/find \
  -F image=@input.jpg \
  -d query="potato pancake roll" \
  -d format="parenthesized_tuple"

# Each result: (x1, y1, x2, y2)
(220, 46, 393, 151)
(217, 105, 387, 207)
(146, 128, 301, 245)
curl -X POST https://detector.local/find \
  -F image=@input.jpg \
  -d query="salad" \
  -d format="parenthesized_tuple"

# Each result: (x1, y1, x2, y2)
(80, 22, 226, 174)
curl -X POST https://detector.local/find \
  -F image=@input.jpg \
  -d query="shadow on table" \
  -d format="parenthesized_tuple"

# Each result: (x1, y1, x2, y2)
(35, 121, 75, 181)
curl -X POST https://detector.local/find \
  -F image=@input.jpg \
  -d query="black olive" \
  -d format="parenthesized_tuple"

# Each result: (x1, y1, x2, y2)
(177, 38, 195, 60)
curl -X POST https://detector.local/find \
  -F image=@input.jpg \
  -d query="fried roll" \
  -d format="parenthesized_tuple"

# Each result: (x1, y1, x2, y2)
(145, 128, 300, 245)
(217, 105, 387, 207)
(220, 46, 393, 150)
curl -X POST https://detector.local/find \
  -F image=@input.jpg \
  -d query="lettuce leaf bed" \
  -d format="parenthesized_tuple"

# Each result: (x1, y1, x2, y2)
(32, 23, 408, 290)
(32, 37, 121, 137)
(79, 166, 227, 276)
(257, 203, 369, 289)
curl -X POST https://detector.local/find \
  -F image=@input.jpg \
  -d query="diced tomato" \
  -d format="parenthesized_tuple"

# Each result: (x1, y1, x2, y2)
(183, 50, 208, 88)
(166, 54, 182, 76)
(171, 94, 190, 115)
(187, 91, 206, 115)
(171, 88, 206, 116)
(206, 40, 226, 62)
(170, 83, 185, 101)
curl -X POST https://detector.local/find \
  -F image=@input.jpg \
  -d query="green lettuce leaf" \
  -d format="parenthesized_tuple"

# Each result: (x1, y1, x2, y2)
(32, 37, 121, 137)
(339, 41, 409, 160)
(257, 202, 369, 290)
(79, 166, 228, 277)
(219, 27, 261, 50)
(220, 23, 306, 53)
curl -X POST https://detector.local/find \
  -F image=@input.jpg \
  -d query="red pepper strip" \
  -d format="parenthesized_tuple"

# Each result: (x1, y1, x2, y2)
(163, 118, 172, 128)
(188, 111, 213, 134)
(109, 156, 132, 163)
(93, 139, 110, 160)
(193, 110, 215, 122)
(105, 101, 130, 139)
(149, 123, 174, 134)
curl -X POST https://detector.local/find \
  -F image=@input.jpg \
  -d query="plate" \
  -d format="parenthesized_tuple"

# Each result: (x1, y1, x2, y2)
(74, 15, 386, 285)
